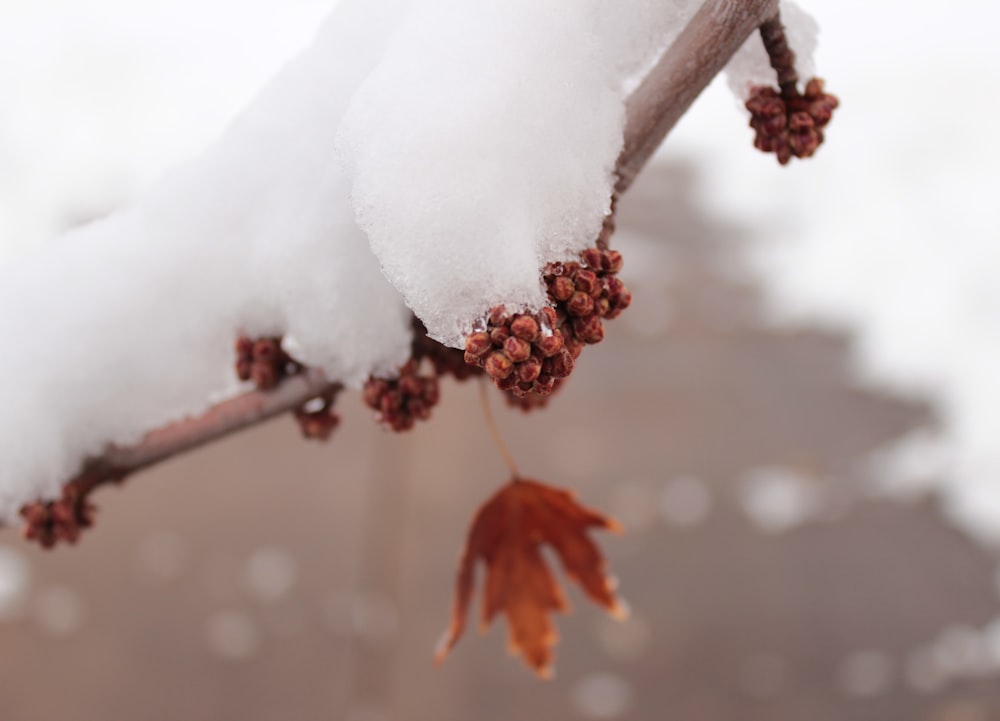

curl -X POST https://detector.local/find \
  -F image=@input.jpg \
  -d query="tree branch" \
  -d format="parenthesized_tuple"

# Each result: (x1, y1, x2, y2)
(617, 0, 779, 192)
(37, 0, 780, 507)
(103, 369, 339, 474)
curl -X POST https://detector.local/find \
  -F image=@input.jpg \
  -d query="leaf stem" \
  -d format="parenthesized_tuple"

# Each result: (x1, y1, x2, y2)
(478, 379, 521, 479)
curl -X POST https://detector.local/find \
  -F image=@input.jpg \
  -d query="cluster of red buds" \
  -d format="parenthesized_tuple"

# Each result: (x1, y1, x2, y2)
(294, 388, 341, 441)
(235, 334, 344, 442)
(235, 335, 301, 390)
(233, 250, 631, 436)
(465, 244, 632, 406)
(464, 307, 573, 399)
(746, 79, 838, 165)
(547, 246, 632, 342)
(362, 359, 442, 432)
(746, 12, 838, 165)
(358, 320, 480, 433)
(20, 483, 96, 548)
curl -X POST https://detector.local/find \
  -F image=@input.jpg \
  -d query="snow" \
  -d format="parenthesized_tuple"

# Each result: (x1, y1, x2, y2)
(592, 0, 704, 93)
(725, 1, 817, 98)
(337, 3, 618, 347)
(334, 0, 812, 348)
(336, 0, 764, 347)
(0, 0, 414, 519)
(0, 0, 824, 521)
(0, 0, 338, 262)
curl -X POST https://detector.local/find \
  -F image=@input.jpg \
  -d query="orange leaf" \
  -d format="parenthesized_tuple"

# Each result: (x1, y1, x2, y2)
(435, 477, 625, 678)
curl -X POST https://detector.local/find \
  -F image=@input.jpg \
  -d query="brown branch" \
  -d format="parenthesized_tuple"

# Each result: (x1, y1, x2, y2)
(617, 0, 779, 193)
(759, 11, 799, 98)
(103, 369, 340, 474)
(32, 0, 781, 512)
(18, 369, 343, 543)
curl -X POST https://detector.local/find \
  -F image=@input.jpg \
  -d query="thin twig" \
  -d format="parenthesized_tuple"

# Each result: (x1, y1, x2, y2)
(758, 11, 798, 98)
(38, 0, 781, 505)
(87, 370, 338, 489)
(106, 369, 341, 473)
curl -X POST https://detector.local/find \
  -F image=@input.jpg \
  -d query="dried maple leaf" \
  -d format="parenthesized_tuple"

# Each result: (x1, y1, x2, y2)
(435, 477, 626, 678)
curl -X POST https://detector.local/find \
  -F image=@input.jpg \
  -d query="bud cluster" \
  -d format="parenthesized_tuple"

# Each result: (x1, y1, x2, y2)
(546, 246, 632, 342)
(464, 307, 573, 399)
(466, 245, 631, 404)
(294, 389, 341, 441)
(235, 335, 301, 390)
(20, 485, 95, 548)
(234, 335, 344, 442)
(746, 78, 838, 165)
(362, 359, 441, 432)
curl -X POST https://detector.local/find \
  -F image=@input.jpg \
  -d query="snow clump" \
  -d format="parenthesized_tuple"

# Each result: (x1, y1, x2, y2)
(337, 0, 715, 346)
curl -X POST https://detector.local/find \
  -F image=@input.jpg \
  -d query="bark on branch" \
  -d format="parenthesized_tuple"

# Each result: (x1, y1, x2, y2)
(45, 0, 780, 501)
(103, 369, 339, 474)
(617, 0, 779, 192)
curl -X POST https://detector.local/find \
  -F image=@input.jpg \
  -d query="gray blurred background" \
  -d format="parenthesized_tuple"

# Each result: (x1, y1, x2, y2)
(2, 1, 1000, 720)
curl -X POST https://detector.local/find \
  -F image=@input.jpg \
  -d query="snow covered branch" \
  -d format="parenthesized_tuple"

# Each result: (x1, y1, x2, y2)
(2, 0, 820, 534)
(64, 0, 775, 489)
(617, 0, 779, 191)
(99, 369, 339, 476)
(17, 369, 342, 545)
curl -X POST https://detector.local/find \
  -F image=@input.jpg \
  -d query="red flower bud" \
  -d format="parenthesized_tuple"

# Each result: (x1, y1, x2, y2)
(535, 330, 565, 357)
(549, 350, 575, 379)
(510, 315, 540, 342)
(567, 291, 595, 317)
(485, 351, 514, 379)
(503, 336, 532, 363)
(465, 332, 492, 357)
(572, 315, 605, 344)
(573, 270, 599, 295)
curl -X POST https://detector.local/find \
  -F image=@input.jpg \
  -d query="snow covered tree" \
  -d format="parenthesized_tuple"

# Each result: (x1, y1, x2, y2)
(0, 0, 835, 676)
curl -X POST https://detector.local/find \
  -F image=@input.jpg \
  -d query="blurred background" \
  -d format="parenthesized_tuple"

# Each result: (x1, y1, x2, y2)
(1, 1, 1000, 719)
